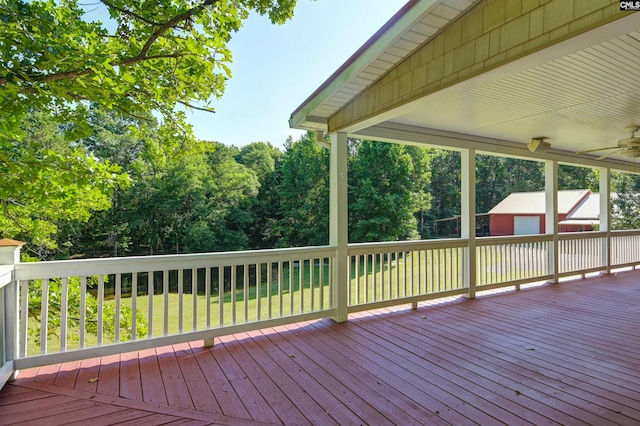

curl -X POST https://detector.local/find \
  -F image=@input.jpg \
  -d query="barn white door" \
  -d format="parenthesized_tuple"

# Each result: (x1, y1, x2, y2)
(514, 216, 540, 235)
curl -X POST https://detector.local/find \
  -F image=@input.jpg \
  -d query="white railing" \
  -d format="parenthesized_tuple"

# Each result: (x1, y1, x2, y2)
(558, 232, 606, 275)
(13, 246, 335, 369)
(3, 229, 640, 375)
(476, 235, 553, 288)
(611, 230, 640, 267)
(347, 239, 466, 312)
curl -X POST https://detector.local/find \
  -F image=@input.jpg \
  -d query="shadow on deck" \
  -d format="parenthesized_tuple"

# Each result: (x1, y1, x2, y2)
(2, 270, 640, 425)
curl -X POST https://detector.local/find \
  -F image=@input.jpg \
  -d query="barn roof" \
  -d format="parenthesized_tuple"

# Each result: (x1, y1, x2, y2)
(566, 193, 600, 220)
(488, 190, 590, 215)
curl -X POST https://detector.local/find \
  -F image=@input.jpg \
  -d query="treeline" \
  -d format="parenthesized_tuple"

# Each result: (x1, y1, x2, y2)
(56, 111, 433, 258)
(7, 108, 640, 260)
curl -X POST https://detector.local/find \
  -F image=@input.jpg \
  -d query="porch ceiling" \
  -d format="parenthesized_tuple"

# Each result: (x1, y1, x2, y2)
(365, 16, 640, 166)
(291, 2, 640, 171)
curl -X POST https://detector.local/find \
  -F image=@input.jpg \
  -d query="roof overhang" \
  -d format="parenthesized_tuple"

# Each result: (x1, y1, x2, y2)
(289, 0, 476, 131)
(290, 0, 640, 172)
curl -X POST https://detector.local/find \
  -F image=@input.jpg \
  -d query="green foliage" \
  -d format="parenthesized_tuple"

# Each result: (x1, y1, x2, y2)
(611, 171, 640, 230)
(475, 155, 544, 214)
(1, 0, 300, 254)
(0, 0, 299, 139)
(558, 165, 598, 191)
(349, 140, 429, 242)
(0, 110, 128, 255)
(275, 132, 329, 247)
(235, 142, 283, 248)
(424, 149, 460, 237)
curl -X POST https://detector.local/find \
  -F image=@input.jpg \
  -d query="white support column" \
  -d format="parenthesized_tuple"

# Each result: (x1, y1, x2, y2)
(0, 239, 24, 385)
(599, 167, 611, 274)
(461, 149, 476, 299)
(330, 132, 349, 322)
(545, 161, 559, 283)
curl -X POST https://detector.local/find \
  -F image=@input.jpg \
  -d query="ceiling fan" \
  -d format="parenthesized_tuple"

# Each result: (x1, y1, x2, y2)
(576, 125, 640, 160)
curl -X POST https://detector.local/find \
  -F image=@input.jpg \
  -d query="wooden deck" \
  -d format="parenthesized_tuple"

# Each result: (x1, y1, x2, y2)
(2, 270, 640, 425)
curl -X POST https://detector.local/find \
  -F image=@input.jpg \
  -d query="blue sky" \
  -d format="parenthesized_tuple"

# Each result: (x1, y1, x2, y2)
(188, 0, 408, 147)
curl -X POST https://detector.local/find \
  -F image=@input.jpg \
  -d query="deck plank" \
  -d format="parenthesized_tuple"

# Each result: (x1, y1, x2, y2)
(249, 328, 366, 426)
(33, 363, 59, 385)
(172, 341, 223, 415)
(348, 310, 580, 425)
(2, 394, 101, 425)
(432, 294, 640, 418)
(155, 344, 195, 410)
(97, 353, 121, 397)
(261, 324, 396, 425)
(223, 332, 311, 425)
(311, 317, 549, 425)
(46, 402, 128, 425)
(61, 407, 156, 425)
(53, 359, 81, 389)
(5, 380, 269, 425)
(119, 350, 143, 401)
(74, 356, 102, 392)
(460, 296, 640, 396)
(357, 311, 577, 424)
(138, 347, 168, 406)
(281, 321, 461, 425)
(187, 341, 253, 420)
(239, 329, 343, 426)
(215, 334, 281, 424)
(0, 387, 52, 406)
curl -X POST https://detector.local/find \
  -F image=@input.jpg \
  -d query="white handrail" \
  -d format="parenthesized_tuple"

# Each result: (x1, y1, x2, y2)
(348, 238, 466, 254)
(15, 246, 335, 280)
(0, 265, 13, 289)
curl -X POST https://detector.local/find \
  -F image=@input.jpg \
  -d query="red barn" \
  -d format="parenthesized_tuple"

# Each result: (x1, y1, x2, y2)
(489, 190, 591, 236)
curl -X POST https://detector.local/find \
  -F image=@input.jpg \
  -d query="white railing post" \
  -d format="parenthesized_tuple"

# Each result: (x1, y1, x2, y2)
(461, 148, 476, 299)
(330, 132, 349, 322)
(545, 161, 559, 283)
(0, 239, 24, 386)
(599, 167, 611, 274)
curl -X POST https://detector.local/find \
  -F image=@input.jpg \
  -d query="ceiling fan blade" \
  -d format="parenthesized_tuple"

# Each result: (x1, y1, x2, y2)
(575, 146, 620, 154)
(596, 148, 625, 160)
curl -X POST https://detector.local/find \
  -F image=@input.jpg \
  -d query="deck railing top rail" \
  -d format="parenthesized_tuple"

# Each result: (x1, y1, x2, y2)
(475, 234, 553, 246)
(558, 231, 608, 241)
(14, 245, 335, 280)
(0, 265, 13, 289)
(348, 238, 467, 254)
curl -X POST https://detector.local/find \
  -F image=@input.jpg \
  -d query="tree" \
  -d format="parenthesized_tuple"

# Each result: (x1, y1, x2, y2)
(424, 149, 460, 237)
(0, 0, 299, 138)
(558, 164, 598, 191)
(349, 140, 426, 242)
(476, 154, 507, 214)
(275, 132, 329, 247)
(404, 145, 432, 238)
(0, 110, 127, 256)
(235, 142, 283, 249)
(1, 0, 299, 250)
(611, 171, 640, 230)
